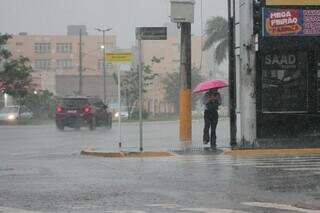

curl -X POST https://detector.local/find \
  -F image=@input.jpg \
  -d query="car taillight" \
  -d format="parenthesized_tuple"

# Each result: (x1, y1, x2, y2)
(83, 106, 91, 113)
(56, 105, 63, 113)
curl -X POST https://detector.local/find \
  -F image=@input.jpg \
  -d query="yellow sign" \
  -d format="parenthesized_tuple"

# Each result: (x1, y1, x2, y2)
(266, 0, 320, 5)
(106, 52, 132, 62)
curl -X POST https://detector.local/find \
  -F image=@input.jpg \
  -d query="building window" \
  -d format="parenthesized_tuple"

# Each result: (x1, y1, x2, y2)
(34, 43, 51, 53)
(56, 43, 72, 53)
(16, 42, 23, 46)
(34, 59, 51, 70)
(56, 59, 73, 69)
(98, 59, 112, 70)
(262, 52, 308, 112)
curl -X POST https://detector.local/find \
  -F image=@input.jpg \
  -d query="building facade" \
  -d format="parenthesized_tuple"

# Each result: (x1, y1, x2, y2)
(6, 29, 117, 102)
(5, 26, 213, 114)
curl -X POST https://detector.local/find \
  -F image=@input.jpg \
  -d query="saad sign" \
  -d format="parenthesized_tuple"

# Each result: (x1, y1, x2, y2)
(263, 8, 320, 36)
(266, 0, 320, 5)
(263, 53, 297, 69)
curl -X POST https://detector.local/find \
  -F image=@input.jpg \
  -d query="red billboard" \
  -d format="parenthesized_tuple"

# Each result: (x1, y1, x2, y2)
(263, 8, 320, 36)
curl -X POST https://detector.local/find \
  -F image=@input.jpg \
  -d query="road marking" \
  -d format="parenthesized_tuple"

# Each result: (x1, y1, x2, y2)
(0, 207, 42, 213)
(105, 211, 146, 213)
(181, 207, 251, 213)
(145, 203, 181, 208)
(242, 202, 320, 213)
(283, 168, 320, 171)
(255, 164, 320, 168)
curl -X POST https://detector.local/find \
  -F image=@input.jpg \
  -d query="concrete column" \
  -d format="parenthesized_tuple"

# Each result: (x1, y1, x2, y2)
(239, 0, 257, 147)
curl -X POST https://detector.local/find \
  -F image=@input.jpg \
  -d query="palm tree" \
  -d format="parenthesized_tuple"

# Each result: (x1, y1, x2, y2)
(203, 16, 228, 65)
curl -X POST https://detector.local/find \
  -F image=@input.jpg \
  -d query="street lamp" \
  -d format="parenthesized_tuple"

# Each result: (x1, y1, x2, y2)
(95, 27, 112, 103)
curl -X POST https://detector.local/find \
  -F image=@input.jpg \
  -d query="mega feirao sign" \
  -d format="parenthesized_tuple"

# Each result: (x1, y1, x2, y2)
(265, 9, 302, 36)
(266, 0, 320, 5)
(263, 8, 320, 36)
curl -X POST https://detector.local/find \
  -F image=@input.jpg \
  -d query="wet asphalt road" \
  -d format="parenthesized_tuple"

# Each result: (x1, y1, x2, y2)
(0, 120, 320, 213)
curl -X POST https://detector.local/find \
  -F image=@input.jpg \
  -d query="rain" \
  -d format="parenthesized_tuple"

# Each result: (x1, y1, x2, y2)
(0, 0, 320, 212)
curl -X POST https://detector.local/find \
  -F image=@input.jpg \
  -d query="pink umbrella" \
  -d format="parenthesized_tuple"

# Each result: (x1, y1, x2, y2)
(193, 79, 228, 93)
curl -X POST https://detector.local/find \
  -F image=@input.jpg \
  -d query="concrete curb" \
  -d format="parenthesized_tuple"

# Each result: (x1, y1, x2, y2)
(81, 149, 176, 158)
(224, 148, 320, 156)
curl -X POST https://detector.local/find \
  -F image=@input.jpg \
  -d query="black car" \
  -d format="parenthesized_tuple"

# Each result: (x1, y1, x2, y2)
(55, 96, 112, 130)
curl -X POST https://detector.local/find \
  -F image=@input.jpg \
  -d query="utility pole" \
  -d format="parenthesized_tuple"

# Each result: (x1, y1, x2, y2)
(170, 0, 194, 143)
(78, 29, 83, 95)
(228, 0, 237, 147)
(239, 0, 257, 147)
(95, 27, 112, 103)
(179, 22, 192, 142)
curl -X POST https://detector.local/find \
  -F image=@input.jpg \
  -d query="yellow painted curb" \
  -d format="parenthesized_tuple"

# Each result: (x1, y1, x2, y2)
(81, 150, 176, 158)
(224, 148, 320, 156)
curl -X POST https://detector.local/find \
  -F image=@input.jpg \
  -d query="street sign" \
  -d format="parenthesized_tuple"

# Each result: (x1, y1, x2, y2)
(106, 52, 132, 62)
(135, 27, 167, 40)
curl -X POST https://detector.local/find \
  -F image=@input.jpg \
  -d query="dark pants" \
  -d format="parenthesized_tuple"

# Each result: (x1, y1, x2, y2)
(203, 110, 218, 146)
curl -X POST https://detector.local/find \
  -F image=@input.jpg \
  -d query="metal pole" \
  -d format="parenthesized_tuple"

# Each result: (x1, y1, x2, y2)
(118, 69, 122, 149)
(103, 31, 106, 103)
(179, 22, 192, 143)
(138, 38, 143, 152)
(79, 29, 83, 95)
(228, 0, 237, 147)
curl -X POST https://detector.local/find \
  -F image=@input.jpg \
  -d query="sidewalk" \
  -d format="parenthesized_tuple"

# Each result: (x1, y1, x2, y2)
(80, 118, 320, 157)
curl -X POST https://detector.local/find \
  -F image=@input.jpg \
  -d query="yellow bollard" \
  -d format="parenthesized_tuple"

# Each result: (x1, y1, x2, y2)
(179, 89, 192, 142)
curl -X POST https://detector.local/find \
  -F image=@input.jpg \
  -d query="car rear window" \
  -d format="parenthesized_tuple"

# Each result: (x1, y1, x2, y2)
(62, 98, 88, 108)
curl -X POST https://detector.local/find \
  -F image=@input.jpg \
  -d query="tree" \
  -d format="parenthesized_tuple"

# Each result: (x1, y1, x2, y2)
(202, 16, 228, 65)
(0, 33, 34, 100)
(162, 67, 204, 113)
(113, 56, 159, 119)
(20, 90, 56, 119)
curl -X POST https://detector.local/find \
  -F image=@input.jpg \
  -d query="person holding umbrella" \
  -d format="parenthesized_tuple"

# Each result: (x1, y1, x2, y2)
(202, 89, 221, 148)
(193, 79, 227, 149)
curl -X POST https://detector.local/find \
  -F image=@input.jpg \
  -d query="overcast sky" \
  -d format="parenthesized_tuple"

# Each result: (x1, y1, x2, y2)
(0, 0, 227, 48)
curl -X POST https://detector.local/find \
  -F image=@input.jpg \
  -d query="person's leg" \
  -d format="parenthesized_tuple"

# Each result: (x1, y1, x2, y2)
(203, 112, 210, 144)
(210, 114, 218, 148)
(210, 120, 218, 146)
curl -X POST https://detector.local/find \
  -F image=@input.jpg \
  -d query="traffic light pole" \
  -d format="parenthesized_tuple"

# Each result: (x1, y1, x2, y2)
(179, 22, 192, 143)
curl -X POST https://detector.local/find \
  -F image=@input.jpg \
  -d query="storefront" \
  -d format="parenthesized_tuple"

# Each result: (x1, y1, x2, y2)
(257, 1, 320, 139)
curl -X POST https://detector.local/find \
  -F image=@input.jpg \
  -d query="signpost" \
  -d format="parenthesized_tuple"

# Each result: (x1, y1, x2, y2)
(106, 52, 132, 150)
(135, 27, 167, 152)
